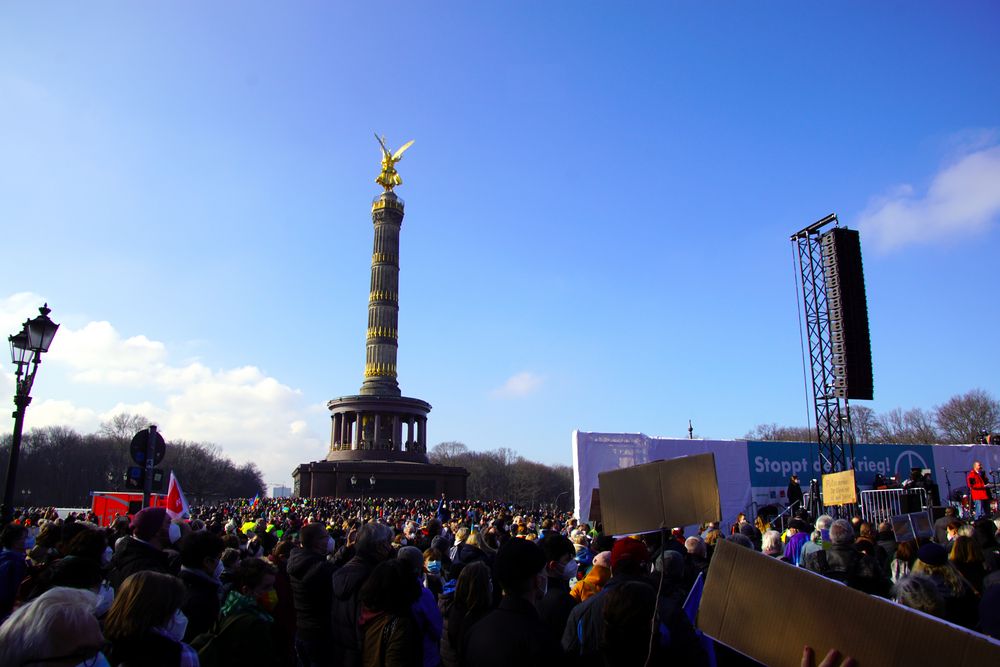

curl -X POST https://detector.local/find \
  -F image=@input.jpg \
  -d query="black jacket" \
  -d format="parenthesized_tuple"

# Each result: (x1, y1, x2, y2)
(535, 576, 577, 646)
(331, 552, 381, 667)
(108, 630, 182, 667)
(465, 596, 563, 667)
(179, 567, 222, 642)
(288, 546, 337, 639)
(108, 537, 170, 590)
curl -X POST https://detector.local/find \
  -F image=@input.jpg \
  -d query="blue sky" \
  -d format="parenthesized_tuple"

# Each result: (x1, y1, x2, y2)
(2, 3, 998, 487)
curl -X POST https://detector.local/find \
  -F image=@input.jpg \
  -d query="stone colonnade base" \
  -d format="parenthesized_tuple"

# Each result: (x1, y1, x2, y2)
(291, 460, 469, 499)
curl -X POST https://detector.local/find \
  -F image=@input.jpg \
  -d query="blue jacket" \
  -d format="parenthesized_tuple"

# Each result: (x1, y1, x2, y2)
(0, 548, 27, 621)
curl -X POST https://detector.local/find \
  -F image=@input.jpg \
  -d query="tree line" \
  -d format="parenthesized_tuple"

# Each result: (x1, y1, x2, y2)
(746, 388, 1000, 445)
(0, 413, 265, 508)
(428, 441, 573, 509)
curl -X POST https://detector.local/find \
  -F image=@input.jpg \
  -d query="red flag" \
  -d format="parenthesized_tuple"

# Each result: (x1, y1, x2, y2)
(166, 471, 190, 520)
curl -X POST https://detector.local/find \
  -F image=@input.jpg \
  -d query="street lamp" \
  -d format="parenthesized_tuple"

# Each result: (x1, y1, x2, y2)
(369, 474, 376, 487)
(2, 304, 59, 524)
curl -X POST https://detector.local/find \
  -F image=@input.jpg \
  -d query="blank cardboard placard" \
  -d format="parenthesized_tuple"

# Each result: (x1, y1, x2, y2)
(588, 488, 601, 524)
(698, 539, 1000, 667)
(598, 453, 720, 536)
(891, 514, 915, 543)
(911, 511, 933, 540)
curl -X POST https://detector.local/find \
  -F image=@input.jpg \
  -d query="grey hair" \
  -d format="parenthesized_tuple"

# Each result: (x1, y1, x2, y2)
(829, 519, 855, 546)
(815, 514, 834, 530)
(761, 530, 783, 555)
(0, 587, 99, 665)
(684, 536, 706, 558)
(728, 534, 754, 550)
(652, 550, 684, 578)
(892, 574, 944, 617)
(356, 521, 393, 557)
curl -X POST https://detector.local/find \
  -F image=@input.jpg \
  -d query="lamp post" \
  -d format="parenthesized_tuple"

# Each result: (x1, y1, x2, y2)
(2, 304, 59, 524)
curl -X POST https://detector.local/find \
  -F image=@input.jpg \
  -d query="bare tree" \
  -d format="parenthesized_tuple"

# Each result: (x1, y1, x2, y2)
(935, 389, 1000, 444)
(849, 405, 878, 444)
(744, 423, 816, 442)
(98, 413, 151, 444)
(428, 441, 469, 465)
(872, 407, 938, 444)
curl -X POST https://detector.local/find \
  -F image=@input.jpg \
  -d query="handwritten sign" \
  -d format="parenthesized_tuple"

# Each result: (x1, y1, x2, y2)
(822, 469, 857, 505)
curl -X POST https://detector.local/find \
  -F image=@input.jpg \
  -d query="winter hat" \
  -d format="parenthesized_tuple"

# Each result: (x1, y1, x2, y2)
(397, 546, 423, 577)
(130, 507, 167, 542)
(494, 535, 546, 592)
(610, 537, 650, 570)
(917, 542, 948, 567)
(593, 551, 612, 569)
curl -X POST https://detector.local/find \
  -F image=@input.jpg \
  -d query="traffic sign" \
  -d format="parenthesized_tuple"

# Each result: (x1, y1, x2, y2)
(130, 429, 166, 466)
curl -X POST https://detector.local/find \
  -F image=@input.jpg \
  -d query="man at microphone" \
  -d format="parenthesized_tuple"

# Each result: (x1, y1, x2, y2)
(967, 461, 992, 520)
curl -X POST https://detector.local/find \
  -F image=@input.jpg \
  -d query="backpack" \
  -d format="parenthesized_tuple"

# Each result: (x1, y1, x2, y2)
(189, 611, 258, 667)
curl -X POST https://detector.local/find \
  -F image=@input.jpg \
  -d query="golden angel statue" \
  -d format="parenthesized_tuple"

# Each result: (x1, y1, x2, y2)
(374, 133, 415, 192)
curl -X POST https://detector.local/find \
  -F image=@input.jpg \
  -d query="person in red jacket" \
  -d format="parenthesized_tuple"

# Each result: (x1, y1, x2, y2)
(967, 461, 992, 520)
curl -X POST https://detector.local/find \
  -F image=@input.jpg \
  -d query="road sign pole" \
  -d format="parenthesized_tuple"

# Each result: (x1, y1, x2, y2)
(143, 425, 157, 509)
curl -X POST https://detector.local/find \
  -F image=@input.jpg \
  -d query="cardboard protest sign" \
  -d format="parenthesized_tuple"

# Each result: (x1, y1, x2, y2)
(597, 453, 720, 536)
(698, 539, 1000, 666)
(822, 469, 857, 505)
(588, 488, 601, 524)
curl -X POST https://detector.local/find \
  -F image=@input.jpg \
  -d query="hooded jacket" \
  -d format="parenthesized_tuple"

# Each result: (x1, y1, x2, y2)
(570, 563, 610, 603)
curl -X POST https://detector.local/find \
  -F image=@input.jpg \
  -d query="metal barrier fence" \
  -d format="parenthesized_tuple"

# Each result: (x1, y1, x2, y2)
(860, 488, 929, 525)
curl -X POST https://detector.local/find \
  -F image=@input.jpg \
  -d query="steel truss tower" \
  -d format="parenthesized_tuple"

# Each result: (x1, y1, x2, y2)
(791, 214, 854, 476)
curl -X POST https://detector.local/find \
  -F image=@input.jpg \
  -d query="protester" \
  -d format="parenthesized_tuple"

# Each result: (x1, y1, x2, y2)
(802, 519, 888, 596)
(358, 559, 423, 667)
(269, 539, 298, 665)
(331, 522, 394, 667)
(934, 507, 958, 544)
(0, 523, 29, 621)
(107, 507, 173, 589)
(888, 540, 917, 584)
(912, 542, 978, 628)
(600, 580, 666, 666)
(761, 530, 783, 558)
(535, 532, 578, 645)
(398, 545, 443, 667)
(464, 536, 562, 667)
(782, 519, 810, 566)
(949, 535, 986, 594)
(178, 530, 225, 642)
(571, 550, 611, 603)
(0, 586, 106, 667)
(892, 573, 945, 618)
(195, 557, 281, 666)
(440, 561, 492, 667)
(104, 570, 199, 667)
(289, 522, 338, 667)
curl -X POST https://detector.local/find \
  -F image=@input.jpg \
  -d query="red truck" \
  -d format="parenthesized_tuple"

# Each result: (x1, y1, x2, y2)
(91, 491, 169, 527)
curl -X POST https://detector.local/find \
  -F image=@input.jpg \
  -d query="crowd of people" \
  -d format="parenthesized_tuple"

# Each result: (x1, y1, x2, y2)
(0, 492, 998, 666)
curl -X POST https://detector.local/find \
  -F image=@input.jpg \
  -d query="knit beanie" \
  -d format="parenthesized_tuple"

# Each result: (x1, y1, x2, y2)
(130, 507, 167, 542)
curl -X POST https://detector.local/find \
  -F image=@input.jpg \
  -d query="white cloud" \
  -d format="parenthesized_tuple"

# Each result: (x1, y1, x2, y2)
(491, 371, 544, 399)
(857, 143, 1000, 251)
(1, 293, 326, 485)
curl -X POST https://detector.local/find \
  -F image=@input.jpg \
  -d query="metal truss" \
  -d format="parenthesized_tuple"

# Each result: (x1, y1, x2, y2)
(791, 214, 854, 476)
